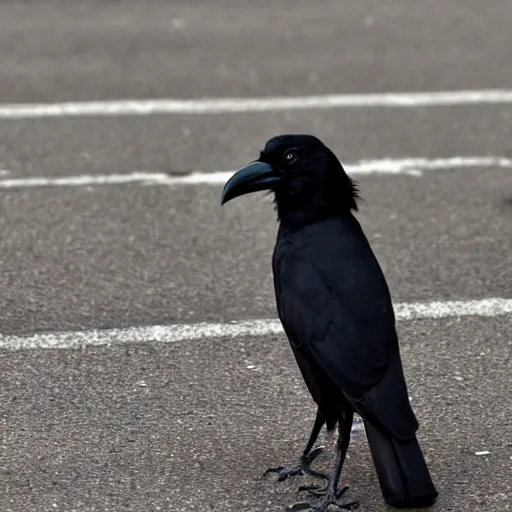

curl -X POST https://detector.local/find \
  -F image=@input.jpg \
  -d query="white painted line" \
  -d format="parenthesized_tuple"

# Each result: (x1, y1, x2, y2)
(0, 156, 511, 190)
(2, 90, 512, 118)
(0, 172, 173, 189)
(1, 298, 511, 351)
(348, 156, 512, 177)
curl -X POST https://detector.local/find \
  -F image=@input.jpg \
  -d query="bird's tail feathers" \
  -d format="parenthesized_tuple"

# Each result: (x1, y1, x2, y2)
(364, 421, 438, 508)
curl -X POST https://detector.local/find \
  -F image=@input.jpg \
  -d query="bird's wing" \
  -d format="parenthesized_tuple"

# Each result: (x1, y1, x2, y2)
(278, 254, 418, 440)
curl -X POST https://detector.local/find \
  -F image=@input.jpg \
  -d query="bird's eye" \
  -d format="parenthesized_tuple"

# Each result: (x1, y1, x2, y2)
(284, 151, 297, 163)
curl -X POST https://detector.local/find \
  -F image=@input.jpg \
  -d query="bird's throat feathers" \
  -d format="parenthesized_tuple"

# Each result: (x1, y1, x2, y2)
(273, 171, 360, 230)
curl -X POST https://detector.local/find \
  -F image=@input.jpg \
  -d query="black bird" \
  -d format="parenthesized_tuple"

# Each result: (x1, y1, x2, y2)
(220, 134, 438, 511)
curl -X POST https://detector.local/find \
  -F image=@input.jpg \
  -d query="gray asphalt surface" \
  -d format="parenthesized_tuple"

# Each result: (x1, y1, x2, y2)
(1, 0, 512, 101)
(1, 1, 512, 511)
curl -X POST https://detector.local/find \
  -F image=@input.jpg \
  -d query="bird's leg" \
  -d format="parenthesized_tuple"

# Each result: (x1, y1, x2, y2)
(262, 410, 329, 482)
(291, 412, 359, 511)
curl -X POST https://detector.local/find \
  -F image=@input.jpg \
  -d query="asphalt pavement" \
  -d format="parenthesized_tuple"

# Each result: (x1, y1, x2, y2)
(1, 1, 511, 511)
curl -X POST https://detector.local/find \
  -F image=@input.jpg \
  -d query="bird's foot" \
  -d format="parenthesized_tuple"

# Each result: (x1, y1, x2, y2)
(297, 483, 330, 497)
(289, 484, 359, 511)
(262, 446, 329, 482)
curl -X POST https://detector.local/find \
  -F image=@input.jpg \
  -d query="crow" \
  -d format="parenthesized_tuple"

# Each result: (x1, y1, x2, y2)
(220, 134, 438, 511)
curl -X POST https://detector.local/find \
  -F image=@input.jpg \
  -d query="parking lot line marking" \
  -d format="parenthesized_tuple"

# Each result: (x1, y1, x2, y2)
(1, 89, 512, 118)
(0, 156, 511, 190)
(1, 298, 511, 351)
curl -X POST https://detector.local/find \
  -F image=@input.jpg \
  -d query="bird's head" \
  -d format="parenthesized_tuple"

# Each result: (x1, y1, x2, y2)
(220, 134, 359, 227)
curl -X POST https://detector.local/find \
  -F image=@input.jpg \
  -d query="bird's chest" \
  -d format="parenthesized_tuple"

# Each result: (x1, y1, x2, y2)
(272, 243, 331, 350)
(271, 243, 289, 315)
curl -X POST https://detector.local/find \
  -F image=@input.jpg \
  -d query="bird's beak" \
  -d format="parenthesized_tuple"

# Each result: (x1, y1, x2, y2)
(220, 161, 280, 205)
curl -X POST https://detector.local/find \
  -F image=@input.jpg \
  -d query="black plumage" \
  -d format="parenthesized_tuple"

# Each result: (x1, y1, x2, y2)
(221, 134, 438, 510)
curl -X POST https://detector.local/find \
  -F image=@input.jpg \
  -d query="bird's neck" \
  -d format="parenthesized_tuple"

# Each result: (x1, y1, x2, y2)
(275, 195, 349, 232)
(278, 209, 332, 232)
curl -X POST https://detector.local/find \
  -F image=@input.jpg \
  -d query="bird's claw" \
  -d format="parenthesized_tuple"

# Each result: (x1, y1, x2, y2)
(298, 483, 329, 497)
(290, 485, 359, 511)
(262, 446, 329, 482)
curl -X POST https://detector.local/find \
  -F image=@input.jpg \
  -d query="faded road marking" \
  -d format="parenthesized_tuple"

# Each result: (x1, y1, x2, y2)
(1, 298, 511, 351)
(1, 90, 512, 118)
(1, 156, 511, 190)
